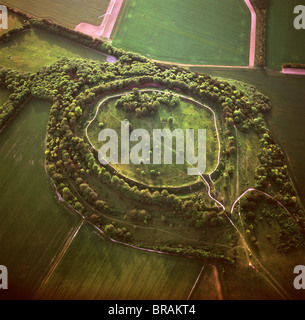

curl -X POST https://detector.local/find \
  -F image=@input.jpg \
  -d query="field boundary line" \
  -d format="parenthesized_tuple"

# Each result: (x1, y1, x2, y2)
(60, 164, 234, 249)
(244, 0, 256, 67)
(90, 223, 215, 260)
(282, 67, 305, 76)
(212, 265, 224, 300)
(187, 265, 205, 300)
(152, 59, 252, 69)
(75, 0, 124, 39)
(35, 219, 85, 298)
(98, 0, 124, 39)
(99, 0, 117, 18)
(110, 0, 128, 40)
(149, 0, 256, 68)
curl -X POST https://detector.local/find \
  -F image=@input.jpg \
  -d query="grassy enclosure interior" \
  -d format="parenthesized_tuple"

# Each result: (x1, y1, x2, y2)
(87, 92, 218, 187)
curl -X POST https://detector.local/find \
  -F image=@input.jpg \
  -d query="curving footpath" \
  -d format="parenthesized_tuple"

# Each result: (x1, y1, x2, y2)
(85, 88, 222, 186)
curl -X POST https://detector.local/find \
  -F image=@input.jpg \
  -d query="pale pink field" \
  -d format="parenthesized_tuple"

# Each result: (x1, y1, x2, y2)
(244, 0, 256, 67)
(282, 68, 305, 76)
(74, 0, 124, 39)
(75, 0, 256, 69)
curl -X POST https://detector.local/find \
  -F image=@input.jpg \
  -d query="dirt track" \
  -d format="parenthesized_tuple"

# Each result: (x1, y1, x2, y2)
(282, 68, 305, 75)
(244, 0, 256, 67)
(74, 0, 257, 68)
(74, 0, 124, 39)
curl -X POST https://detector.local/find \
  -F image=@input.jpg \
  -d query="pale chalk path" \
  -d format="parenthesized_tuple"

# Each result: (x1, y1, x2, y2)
(282, 68, 305, 76)
(244, 0, 256, 67)
(35, 219, 85, 297)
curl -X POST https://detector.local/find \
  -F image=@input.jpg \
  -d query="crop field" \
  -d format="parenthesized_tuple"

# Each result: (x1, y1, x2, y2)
(0, 28, 107, 72)
(87, 92, 218, 187)
(38, 223, 204, 300)
(0, 98, 81, 298)
(266, 0, 305, 70)
(112, 0, 251, 66)
(1, 0, 111, 29)
(0, 96, 204, 300)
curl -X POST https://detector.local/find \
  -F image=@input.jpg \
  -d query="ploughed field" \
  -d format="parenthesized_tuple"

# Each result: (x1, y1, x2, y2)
(0, 97, 208, 300)
(38, 223, 205, 300)
(266, 0, 305, 70)
(1, 0, 111, 29)
(0, 98, 81, 297)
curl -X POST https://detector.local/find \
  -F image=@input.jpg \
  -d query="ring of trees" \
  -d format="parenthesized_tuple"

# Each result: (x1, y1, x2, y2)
(85, 88, 220, 195)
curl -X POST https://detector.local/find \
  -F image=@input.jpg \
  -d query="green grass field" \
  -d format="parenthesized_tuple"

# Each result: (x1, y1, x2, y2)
(0, 28, 107, 72)
(87, 92, 218, 187)
(38, 223, 204, 300)
(1, 0, 110, 29)
(0, 98, 81, 298)
(112, 0, 251, 66)
(266, 0, 305, 70)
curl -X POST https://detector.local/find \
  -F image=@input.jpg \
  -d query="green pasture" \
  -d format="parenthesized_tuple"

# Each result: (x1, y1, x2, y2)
(87, 92, 218, 187)
(38, 223, 204, 300)
(266, 0, 305, 70)
(0, 98, 80, 298)
(0, 28, 107, 72)
(112, 0, 251, 66)
(1, 0, 110, 29)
